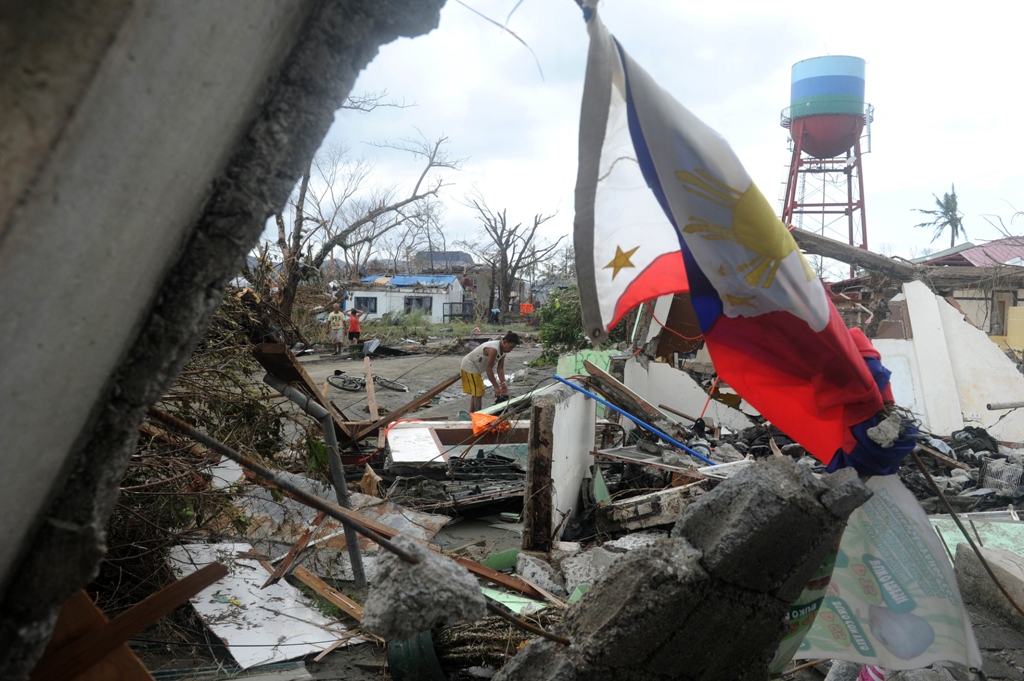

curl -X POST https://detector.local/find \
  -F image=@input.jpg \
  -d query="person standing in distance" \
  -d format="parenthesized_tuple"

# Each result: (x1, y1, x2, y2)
(460, 332, 520, 411)
(326, 303, 346, 355)
(346, 307, 366, 346)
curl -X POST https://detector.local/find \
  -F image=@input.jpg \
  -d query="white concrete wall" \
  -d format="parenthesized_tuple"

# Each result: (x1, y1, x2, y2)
(347, 286, 459, 324)
(623, 358, 754, 433)
(873, 338, 925, 423)
(938, 299, 1024, 442)
(549, 386, 597, 529)
(903, 281, 965, 435)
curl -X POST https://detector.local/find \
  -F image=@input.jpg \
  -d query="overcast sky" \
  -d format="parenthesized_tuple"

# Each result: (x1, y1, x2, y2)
(311, 0, 1024, 265)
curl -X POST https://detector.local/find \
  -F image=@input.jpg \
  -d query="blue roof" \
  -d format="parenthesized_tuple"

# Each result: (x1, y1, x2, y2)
(360, 274, 460, 287)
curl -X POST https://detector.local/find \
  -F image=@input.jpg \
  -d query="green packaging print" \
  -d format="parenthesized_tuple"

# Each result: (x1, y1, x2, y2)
(863, 553, 915, 614)
(824, 596, 876, 657)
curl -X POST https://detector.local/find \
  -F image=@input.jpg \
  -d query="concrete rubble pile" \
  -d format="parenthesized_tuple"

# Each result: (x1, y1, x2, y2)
(495, 460, 871, 681)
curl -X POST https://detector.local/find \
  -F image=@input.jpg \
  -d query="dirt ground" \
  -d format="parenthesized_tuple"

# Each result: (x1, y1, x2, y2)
(299, 341, 550, 421)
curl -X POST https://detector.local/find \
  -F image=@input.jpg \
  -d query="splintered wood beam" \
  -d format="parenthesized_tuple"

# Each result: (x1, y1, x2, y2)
(583, 360, 682, 435)
(31, 591, 152, 681)
(262, 511, 327, 588)
(790, 229, 914, 279)
(291, 566, 364, 622)
(31, 563, 227, 681)
(364, 356, 379, 420)
(351, 374, 460, 441)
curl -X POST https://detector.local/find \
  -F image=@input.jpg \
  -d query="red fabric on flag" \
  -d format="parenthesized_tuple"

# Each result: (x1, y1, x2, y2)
(703, 303, 883, 461)
(610, 251, 689, 328)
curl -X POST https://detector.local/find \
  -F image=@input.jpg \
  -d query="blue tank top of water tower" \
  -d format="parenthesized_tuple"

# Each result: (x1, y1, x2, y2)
(790, 56, 865, 119)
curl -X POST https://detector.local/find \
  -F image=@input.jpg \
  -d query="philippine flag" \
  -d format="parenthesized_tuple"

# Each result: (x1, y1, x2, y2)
(574, 8, 886, 463)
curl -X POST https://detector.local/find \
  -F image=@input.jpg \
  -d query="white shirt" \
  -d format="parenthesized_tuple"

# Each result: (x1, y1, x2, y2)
(460, 340, 505, 375)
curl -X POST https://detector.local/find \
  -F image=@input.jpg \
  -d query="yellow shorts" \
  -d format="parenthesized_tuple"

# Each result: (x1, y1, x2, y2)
(461, 370, 485, 397)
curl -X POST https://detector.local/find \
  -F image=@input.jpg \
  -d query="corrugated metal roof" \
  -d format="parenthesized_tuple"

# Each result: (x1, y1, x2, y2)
(910, 242, 975, 264)
(960, 238, 1024, 267)
(913, 237, 1024, 267)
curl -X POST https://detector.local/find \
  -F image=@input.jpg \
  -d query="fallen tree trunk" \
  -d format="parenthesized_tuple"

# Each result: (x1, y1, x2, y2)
(792, 228, 1024, 288)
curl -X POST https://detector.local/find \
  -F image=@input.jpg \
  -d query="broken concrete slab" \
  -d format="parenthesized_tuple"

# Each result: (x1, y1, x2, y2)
(596, 482, 708, 534)
(875, 280, 1024, 440)
(497, 459, 870, 681)
(601, 530, 668, 552)
(954, 543, 1024, 631)
(516, 553, 567, 597)
(362, 535, 485, 641)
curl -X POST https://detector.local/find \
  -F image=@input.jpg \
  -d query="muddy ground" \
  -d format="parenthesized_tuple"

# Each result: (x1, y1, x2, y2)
(298, 341, 550, 421)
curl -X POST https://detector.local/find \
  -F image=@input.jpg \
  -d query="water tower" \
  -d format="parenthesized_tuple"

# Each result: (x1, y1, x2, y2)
(781, 56, 873, 260)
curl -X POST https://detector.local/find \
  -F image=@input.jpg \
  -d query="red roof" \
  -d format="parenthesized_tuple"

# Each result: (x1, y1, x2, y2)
(959, 237, 1024, 267)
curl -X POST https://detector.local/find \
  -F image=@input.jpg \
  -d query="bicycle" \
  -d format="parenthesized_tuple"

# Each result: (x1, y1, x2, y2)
(327, 370, 409, 393)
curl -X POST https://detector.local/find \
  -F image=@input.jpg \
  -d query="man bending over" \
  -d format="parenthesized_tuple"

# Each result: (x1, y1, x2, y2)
(460, 332, 520, 411)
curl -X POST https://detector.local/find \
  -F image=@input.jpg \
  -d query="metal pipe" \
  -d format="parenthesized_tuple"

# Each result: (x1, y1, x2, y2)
(986, 400, 1024, 411)
(552, 375, 716, 466)
(262, 373, 366, 587)
(147, 408, 419, 564)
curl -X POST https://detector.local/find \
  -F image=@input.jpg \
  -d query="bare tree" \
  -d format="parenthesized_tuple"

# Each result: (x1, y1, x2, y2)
(268, 132, 461, 319)
(460, 195, 563, 314)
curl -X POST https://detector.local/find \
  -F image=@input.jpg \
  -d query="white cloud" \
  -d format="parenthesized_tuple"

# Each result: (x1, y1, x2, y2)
(306, 0, 1024, 262)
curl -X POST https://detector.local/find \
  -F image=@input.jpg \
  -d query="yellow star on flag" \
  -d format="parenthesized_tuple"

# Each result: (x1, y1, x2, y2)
(604, 245, 639, 280)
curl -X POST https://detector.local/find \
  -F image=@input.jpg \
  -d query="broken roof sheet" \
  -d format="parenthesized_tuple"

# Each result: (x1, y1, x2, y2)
(911, 237, 1024, 268)
(168, 542, 358, 669)
(218, 470, 450, 553)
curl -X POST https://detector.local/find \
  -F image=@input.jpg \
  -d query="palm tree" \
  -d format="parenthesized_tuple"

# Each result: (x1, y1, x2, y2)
(914, 184, 967, 248)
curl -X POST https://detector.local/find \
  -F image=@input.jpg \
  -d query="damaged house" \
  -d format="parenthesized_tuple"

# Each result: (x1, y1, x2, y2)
(346, 274, 469, 324)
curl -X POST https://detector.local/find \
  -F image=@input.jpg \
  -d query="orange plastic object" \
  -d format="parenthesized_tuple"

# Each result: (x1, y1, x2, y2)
(471, 412, 510, 437)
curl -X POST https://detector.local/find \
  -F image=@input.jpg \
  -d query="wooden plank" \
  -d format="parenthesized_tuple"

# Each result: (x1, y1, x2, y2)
(253, 343, 356, 449)
(517, 575, 568, 610)
(658, 403, 697, 423)
(291, 566, 364, 622)
(352, 374, 460, 440)
(363, 356, 379, 420)
(262, 511, 327, 588)
(523, 401, 554, 552)
(917, 443, 973, 471)
(32, 590, 152, 681)
(31, 563, 227, 681)
(451, 556, 545, 600)
(583, 360, 684, 437)
(243, 467, 546, 600)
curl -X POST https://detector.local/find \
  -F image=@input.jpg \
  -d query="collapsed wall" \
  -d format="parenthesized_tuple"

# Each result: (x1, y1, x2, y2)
(496, 459, 872, 681)
(0, 1, 446, 676)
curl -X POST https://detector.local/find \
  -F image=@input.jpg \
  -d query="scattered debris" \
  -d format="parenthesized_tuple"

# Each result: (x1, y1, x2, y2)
(168, 543, 355, 669)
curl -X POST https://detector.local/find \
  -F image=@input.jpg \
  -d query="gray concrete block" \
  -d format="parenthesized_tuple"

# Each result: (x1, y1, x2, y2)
(362, 536, 485, 640)
(516, 553, 567, 597)
(496, 459, 870, 681)
(954, 543, 1024, 631)
(672, 459, 867, 602)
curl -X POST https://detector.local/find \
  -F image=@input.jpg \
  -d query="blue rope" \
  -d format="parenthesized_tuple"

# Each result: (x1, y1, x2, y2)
(552, 374, 716, 466)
